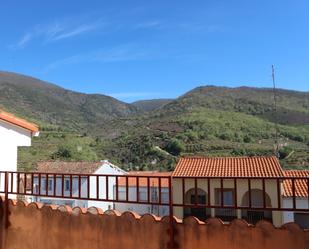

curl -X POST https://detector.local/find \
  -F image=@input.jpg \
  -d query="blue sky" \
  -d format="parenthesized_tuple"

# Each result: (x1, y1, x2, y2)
(0, 1, 308, 102)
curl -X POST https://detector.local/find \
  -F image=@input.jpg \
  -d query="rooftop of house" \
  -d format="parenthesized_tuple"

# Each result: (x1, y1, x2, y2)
(118, 171, 172, 188)
(283, 170, 309, 198)
(172, 156, 284, 178)
(36, 161, 105, 174)
(0, 109, 39, 133)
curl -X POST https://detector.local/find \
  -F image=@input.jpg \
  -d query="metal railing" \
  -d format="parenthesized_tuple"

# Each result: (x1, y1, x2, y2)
(173, 176, 309, 212)
(1, 171, 309, 213)
(0, 171, 171, 206)
(1, 171, 309, 247)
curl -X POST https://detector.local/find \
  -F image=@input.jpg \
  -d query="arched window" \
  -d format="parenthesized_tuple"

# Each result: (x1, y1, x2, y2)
(241, 189, 272, 224)
(183, 188, 210, 221)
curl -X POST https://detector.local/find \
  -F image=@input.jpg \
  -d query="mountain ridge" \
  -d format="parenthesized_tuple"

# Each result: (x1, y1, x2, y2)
(0, 71, 308, 170)
(0, 70, 139, 131)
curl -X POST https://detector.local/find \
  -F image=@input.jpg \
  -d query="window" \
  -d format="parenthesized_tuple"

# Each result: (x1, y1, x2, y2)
(65, 179, 70, 191)
(41, 179, 46, 191)
(48, 179, 53, 191)
(161, 191, 169, 203)
(215, 188, 236, 221)
(150, 187, 159, 202)
(215, 189, 234, 206)
(139, 189, 147, 201)
(118, 187, 126, 200)
(41, 178, 53, 192)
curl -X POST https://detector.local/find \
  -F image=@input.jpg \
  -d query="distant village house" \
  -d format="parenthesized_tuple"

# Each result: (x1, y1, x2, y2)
(115, 171, 171, 217)
(30, 160, 125, 210)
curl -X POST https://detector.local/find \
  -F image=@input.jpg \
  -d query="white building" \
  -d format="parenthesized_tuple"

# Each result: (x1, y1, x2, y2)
(0, 110, 39, 195)
(282, 170, 309, 229)
(0, 110, 39, 171)
(114, 171, 171, 216)
(31, 160, 126, 210)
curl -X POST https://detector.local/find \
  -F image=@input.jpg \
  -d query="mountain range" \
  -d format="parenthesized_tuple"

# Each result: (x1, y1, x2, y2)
(0, 71, 308, 170)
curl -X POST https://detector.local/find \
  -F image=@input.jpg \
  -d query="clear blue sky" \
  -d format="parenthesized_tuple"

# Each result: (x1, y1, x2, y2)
(0, 1, 308, 102)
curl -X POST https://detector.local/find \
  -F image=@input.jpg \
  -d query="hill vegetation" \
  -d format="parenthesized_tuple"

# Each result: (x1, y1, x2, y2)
(132, 99, 173, 112)
(0, 71, 139, 132)
(0, 71, 308, 171)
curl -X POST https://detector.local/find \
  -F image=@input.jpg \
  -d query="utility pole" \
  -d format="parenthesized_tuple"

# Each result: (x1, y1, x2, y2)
(272, 65, 279, 158)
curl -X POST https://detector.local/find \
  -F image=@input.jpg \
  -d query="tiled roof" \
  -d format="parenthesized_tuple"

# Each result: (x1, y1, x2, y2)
(172, 156, 284, 177)
(283, 170, 309, 197)
(0, 110, 39, 133)
(36, 161, 103, 174)
(118, 171, 171, 188)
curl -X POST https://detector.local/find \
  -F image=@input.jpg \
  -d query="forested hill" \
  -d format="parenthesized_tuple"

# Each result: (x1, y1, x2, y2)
(0, 71, 308, 170)
(0, 71, 139, 132)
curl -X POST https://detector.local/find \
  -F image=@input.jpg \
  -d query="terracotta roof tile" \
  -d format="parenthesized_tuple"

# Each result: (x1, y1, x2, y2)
(36, 161, 103, 174)
(172, 156, 284, 177)
(0, 110, 39, 133)
(283, 170, 309, 197)
(118, 171, 171, 188)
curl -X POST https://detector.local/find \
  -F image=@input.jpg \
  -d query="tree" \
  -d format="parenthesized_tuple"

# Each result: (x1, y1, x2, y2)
(165, 139, 185, 156)
(243, 134, 252, 143)
(279, 146, 293, 159)
(52, 145, 72, 159)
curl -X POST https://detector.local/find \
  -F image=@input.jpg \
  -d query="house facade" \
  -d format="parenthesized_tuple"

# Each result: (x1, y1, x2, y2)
(0, 110, 39, 197)
(30, 160, 126, 210)
(172, 156, 284, 227)
(282, 170, 309, 228)
(0, 110, 39, 172)
(114, 171, 171, 216)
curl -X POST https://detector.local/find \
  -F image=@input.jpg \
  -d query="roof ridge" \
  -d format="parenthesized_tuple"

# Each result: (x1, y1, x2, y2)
(179, 155, 277, 159)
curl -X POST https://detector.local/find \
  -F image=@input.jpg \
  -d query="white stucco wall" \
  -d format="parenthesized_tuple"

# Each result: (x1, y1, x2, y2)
(0, 120, 33, 195)
(88, 162, 126, 210)
(0, 120, 32, 171)
(282, 197, 309, 224)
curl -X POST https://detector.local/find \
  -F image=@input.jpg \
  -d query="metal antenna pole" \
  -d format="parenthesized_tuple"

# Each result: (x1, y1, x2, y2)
(272, 65, 279, 158)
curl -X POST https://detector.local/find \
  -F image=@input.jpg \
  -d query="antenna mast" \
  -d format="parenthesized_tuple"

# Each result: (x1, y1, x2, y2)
(272, 65, 279, 157)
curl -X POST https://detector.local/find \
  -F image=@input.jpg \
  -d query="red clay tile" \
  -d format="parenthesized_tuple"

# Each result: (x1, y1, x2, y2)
(0, 109, 39, 132)
(172, 156, 284, 177)
(283, 170, 309, 197)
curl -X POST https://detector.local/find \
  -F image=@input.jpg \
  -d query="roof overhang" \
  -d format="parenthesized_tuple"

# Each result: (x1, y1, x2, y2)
(0, 110, 39, 135)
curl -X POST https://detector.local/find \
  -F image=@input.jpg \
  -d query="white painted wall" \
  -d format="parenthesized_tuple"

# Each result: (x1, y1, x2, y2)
(0, 120, 32, 171)
(282, 197, 309, 224)
(88, 162, 126, 210)
(114, 186, 170, 216)
(0, 120, 34, 195)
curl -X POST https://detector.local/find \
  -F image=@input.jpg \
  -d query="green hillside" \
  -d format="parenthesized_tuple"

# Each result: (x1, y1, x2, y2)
(0, 71, 139, 132)
(132, 99, 173, 112)
(0, 72, 308, 171)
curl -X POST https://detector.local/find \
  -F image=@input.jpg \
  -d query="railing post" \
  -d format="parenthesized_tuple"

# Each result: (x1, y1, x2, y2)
(168, 176, 175, 249)
(4, 172, 9, 228)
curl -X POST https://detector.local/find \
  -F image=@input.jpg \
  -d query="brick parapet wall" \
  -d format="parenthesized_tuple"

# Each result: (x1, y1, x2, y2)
(0, 198, 308, 249)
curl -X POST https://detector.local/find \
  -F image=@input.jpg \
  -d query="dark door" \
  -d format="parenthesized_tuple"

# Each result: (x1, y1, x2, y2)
(189, 195, 207, 221)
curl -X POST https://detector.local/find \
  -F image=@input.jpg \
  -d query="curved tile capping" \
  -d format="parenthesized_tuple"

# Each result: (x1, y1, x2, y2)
(0, 198, 308, 229)
(0, 198, 308, 249)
